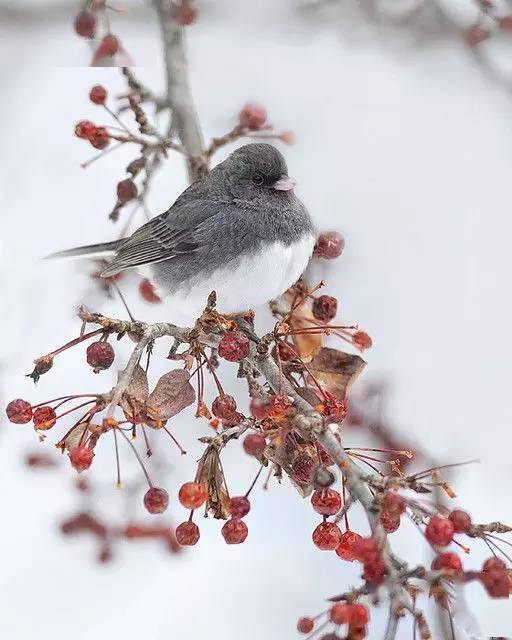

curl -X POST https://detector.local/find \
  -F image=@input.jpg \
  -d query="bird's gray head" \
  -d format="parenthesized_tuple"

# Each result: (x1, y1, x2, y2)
(214, 143, 296, 203)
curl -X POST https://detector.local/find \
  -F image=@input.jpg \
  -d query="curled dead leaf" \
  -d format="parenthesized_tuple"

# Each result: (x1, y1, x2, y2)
(146, 369, 195, 422)
(308, 347, 366, 400)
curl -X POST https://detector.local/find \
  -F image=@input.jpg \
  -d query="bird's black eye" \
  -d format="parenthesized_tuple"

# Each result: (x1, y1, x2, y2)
(252, 173, 264, 186)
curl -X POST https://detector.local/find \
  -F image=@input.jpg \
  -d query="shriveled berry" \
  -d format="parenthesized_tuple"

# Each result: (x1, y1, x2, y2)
(139, 278, 161, 303)
(432, 552, 463, 574)
(6, 399, 33, 424)
(74, 10, 96, 38)
(382, 492, 406, 516)
(353, 331, 372, 351)
(291, 452, 316, 483)
(312, 522, 342, 550)
(117, 178, 138, 203)
(312, 295, 338, 322)
(218, 330, 249, 362)
(212, 394, 237, 420)
(242, 432, 266, 456)
(311, 488, 342, 516)
(249, 395, 271, 419)
(229, 496, 251, 518)
(449, 509, 472, 533)
(176, 521, 200, 545)
(297, 617, 314, 634)
(268, 393, 293, 419)
(480, 567, 510, 598)
(89, 84, 107, 105)
(86, 341, 115, 372)
(178, 481, 207, 509)
(144, 487, 169, 514)
(425, 515, 454, 547)
(239, 103, 267, 130)
(33, 406, 57, 430)
(349, 603, 369, 626)
(380, 510, 401, 533)
(336, 530, 363, 562)
(314, 231, 344, 260)
(126, 157, 146, 176)
(483, 557, 507, 573)
(74, 120, 95, 139)
(221, 518, 248, 544)
(89, 126, 110, 150)
(329, 603, 350, 624)
(69, 446, 94, 472)
(175, 4, 199, 25)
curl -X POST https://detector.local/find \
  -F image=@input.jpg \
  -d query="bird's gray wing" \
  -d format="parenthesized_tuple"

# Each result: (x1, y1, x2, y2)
(101, 186, 227, 277)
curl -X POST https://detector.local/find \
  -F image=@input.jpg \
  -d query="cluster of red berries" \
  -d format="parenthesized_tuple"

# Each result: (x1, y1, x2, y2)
(298, 601, 370, 639)
(75, 120, 110, 150)
(74, 9, 123, 65)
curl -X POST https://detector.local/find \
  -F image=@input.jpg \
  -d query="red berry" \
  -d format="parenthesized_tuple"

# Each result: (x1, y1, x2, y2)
(89, 126, 110, 150)
(425, 515, 454, 547)
(139, 278, 162, 303)
(349, 603, 369, 626)
(239, 103, 267, 130)
(352, 536, 378, 562)
(218, 330, 250, 362)
(175, 4, 199, 25)
(86, 341, 115, 372)
(143, 487, 169, 514)
(74, 120, 96, 139)
(69, 446, 94, 472)
(314, 231, 344, 260)
(311, 488, 342, 516)
(221, 518, 248, 544)
(483, 557, 507, 573)
(291, 452, 316, 483)
(353, 331, 372, 351)
(335, 530, 363, 562)
(432, 552, 463, 574)
(312, 295, 338, 322)
(89, 85, 107, 105)
(480, 567, 510, 598)
(317, 393, 347, 421)
(312, 522, 342, 550)
(176, 521, 200, 545)
(178, 482, 207, 509)
(249, 395, 271, 419)
(449, 509, 472, 533)
(117, 178, 138, 203)
(74, 10, 96, 38)
(463, 25, 489, 47)
(267, 393, 293, 419)
(6, 399, 33, 424)
(381, 492, 406, 516)
(380, 510, 401, 533)
(212, 394, 237, 420)
(329, 603, 350, 624)
(229, 496, 251, 518)
(297, 617, 315, 634)
(33, 406, 57, 430)
(99, 33, 119, 55)
(363, 557, 386, 584)
(242, 432, 266, 457)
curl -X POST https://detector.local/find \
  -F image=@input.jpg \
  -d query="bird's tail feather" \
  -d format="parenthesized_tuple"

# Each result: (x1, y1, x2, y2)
(46, 240, 122, 261)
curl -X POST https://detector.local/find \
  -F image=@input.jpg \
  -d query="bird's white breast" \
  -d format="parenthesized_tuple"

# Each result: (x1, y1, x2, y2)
(157, 234, 315, 317)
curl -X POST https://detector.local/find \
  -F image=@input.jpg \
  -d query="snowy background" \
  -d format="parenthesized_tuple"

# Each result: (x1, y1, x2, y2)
(1, 0, 512, 638)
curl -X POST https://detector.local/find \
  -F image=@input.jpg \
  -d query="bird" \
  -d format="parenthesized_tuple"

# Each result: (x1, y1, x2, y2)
(50, 143, 316, 316)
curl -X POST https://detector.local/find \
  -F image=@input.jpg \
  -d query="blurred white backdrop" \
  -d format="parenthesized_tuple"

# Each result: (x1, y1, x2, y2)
(1, 0, 512, 638)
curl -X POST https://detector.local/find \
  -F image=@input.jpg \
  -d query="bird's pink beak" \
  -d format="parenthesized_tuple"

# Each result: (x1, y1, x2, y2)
(273, 175, 296, 191)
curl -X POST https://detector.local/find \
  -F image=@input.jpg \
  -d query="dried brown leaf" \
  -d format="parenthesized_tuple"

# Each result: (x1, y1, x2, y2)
(198, 446, 231, 519)
(146, 369, 195, 421)
(308, 347, 366, 400)
(119, 364, 149, 422)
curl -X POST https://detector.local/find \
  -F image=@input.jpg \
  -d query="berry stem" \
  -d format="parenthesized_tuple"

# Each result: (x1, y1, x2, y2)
(244, 463, 264, 498)
(116, 426, 153, 488)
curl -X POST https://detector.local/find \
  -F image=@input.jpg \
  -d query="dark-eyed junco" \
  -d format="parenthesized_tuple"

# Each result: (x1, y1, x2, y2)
(50, 143, 315, 314)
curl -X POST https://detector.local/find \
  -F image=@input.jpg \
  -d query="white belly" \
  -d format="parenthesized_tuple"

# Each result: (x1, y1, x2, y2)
(157, 234, 315, 316)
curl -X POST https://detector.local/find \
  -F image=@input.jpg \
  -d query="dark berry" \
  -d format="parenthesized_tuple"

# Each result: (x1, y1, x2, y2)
(6, 399, 33, 424)
(312, 295, 338, 322)
(221, 518, 248, 544)
(242, 432, 266, 457)
(297, 617, 314, 634)
(176, 521, 200, 545)
(86, 341, 115, 372)
(89, 126, 110, 150)
(74, 10, 96, 38)
(218, 330, 249, 362)
(449, 509, 472, 533)
(117, 178, 138, 203)
(291, 452, 316, 483)
(212, 394, 237, 420)
(144, 487, 169, 514)
(314, 231, 344, 259)
(98, 33, 119, 55)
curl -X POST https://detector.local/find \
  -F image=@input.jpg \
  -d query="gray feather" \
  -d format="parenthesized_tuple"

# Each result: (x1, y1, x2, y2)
(46, 240, 122, 261)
